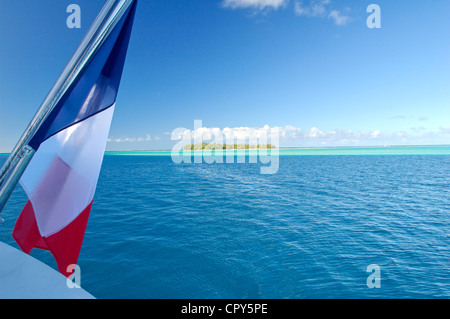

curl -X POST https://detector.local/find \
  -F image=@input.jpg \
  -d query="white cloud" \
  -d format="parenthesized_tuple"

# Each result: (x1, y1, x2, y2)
(297, 127, 387, 144)
(371, 130, 381, 138)
(222, 0, 351, 26)
(295, 0, 330, 17)
(294, 1, 308, 15)
(222, 0, 288, 10)
(108, 134, 151, 143)
(328, 10, 350, 26)
(170, 124, 393, 147)
(172, 125, 298, 142)
(294, 0, 350, 26)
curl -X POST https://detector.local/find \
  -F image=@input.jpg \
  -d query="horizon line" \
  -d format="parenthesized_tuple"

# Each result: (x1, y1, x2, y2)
(105, 144, 450, 153)
(1, 144, 450, 156)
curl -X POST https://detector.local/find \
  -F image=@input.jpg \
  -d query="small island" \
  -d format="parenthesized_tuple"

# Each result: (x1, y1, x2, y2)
(183, 143, 277, 151)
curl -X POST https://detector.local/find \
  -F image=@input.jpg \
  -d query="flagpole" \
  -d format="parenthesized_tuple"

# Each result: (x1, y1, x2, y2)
(0, 0, 135, 215)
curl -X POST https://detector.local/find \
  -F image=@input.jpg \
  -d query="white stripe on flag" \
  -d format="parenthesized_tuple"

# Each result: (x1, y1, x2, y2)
(20, 105, 115, 237)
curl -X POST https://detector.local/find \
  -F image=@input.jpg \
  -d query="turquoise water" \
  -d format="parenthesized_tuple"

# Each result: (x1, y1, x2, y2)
(0, 147, 449, 298)
(2, 145, 450, 158)
(106, 145, 450, 157)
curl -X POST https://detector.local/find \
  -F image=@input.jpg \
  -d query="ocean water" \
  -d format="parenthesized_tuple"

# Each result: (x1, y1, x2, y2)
(0, 148, 449, 299)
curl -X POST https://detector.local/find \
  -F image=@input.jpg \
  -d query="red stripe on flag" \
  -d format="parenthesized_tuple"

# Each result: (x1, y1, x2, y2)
(12, 201, 48, 253)
(45, 202, 92, 276)
(12, 201, 93, 277)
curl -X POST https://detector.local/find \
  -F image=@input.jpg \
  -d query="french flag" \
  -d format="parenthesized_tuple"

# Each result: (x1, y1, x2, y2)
(12, 1, 137, 277)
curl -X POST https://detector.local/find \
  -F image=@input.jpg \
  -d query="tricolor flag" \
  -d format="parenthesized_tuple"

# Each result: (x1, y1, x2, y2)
(12, 1, 137, 277)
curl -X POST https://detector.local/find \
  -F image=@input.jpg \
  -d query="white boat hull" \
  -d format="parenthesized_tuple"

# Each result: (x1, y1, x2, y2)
(0, 242, 94, 299)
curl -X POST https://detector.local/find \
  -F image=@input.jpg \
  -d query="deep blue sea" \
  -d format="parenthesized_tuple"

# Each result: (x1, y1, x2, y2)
(1, 151, 449, 298)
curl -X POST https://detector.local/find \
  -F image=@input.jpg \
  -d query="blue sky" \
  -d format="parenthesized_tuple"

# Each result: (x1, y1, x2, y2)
(0, 0, 449, 152)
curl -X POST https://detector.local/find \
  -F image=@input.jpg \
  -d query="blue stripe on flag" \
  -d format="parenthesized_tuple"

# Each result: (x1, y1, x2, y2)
(29, 1, 137, 150)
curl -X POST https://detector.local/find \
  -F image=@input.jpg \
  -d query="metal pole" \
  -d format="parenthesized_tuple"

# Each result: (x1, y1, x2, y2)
(0, 0, 135, 214)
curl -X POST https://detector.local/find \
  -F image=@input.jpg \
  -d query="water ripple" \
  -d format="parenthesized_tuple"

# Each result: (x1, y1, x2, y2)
(0, 155, 449, 298)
